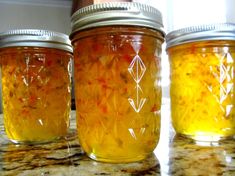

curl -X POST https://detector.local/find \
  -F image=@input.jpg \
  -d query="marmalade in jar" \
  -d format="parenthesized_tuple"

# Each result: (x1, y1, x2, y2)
(70, 2, 165, 162)
(168, 41, 235, 141)
(73, 26, 163, 162)
(1, 47, 72, 143)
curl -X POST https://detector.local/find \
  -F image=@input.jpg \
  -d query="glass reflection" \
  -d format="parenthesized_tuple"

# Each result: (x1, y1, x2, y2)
(89, 153, 161, 175)
(1, 124, 161, 175)
(1, 129, 79, 175)
(168, 135, 235, 175)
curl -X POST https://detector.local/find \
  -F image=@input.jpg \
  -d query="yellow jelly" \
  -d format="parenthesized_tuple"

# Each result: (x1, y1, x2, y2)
(70, 2, 165, 162)
(168, 40, 235, 141)
(0, 29, 73, 143)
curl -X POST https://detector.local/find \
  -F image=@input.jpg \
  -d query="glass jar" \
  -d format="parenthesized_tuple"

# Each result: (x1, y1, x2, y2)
(166, 23, 235, 141)
(70, 2, 164, 162)
(0, 29, 73, 144)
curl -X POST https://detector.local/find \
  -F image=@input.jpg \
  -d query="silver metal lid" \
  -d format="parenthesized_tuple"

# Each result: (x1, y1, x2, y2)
(0, 29, 73, 53)
(70, 2, 164, 37)
(166, 23, 235, 49)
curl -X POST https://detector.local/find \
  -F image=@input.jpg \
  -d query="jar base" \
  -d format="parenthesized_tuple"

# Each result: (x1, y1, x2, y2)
(8, 129, 77, 145)
(87, 152, 150, 163)
(9, 138, 60, 145)
(178, 133, 234, 142)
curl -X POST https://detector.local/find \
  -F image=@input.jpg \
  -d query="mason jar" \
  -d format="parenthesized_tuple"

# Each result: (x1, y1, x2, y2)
(166, 23, 235, 142)
(0, 29, 73, 144)
(70, 2, 165, 162)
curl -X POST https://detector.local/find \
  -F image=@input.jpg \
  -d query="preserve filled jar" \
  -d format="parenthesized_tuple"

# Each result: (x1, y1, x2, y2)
(166, 23, 235, 141)
(0, 29, 73, 143)
(70, 2, 164, 162)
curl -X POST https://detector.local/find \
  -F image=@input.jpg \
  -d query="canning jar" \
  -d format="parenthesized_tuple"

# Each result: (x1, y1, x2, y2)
(166, 23, 235, 141)
(70, 2, 164, 162)
(0, 29, 73, 143)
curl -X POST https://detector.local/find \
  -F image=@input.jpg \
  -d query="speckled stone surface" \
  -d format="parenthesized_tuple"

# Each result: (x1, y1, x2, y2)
(1, 102, 235, 176)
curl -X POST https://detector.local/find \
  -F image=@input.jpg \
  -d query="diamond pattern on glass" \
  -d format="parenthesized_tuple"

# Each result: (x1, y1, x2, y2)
(128, 55, 146, 83)
(128, 85, 146, 113)
(22, 54, 48, 86)
(207, 52, 234, 113)
(128, 55, 146, 112)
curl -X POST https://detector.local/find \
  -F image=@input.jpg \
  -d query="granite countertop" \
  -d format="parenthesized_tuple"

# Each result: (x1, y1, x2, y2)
(1, 99, 235, 176)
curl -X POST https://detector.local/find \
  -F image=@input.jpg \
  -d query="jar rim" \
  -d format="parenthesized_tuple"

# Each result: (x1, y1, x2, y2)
(166, 23, 235, 49)
(70, 2, 165, 39)
(0, 29, 73, 53)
